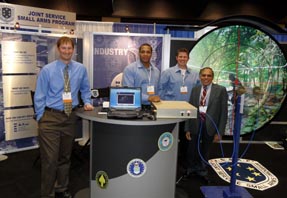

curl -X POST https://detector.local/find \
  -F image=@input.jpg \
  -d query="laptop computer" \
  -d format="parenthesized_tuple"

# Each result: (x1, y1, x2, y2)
(107, 87, 143, 119)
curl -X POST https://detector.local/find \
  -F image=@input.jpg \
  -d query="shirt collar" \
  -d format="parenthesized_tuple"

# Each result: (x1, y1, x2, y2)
(137, 59, 153, 70)
(175, 64, 190, 74)
(203, 83, 212, 90)
(58, 60, 73, 70)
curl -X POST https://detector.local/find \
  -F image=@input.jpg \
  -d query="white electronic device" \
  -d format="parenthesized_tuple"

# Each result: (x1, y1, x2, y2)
(151, 101, 197, 119)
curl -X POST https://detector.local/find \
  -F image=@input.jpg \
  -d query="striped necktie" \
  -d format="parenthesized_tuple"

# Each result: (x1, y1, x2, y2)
(200, 86, 207, 106)
(200, 86, 207, 121)
(64, 65, 72, 116)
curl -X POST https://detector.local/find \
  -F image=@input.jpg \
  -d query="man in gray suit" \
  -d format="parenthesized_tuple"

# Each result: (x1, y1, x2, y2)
(184, 67, 228, 181)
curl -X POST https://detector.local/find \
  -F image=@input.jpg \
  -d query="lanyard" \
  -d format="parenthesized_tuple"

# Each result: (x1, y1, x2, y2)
(181, 69, 186, 86)
(145, 66, 152, 85)
(181, 72, 186, 86)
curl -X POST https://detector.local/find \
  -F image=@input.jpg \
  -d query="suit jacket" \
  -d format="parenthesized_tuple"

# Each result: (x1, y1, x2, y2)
(185, 83, 228, 136)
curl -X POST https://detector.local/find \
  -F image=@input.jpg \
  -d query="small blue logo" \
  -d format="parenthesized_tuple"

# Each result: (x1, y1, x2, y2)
(127, 158, 146, 178)
(158, 132, 173, 151)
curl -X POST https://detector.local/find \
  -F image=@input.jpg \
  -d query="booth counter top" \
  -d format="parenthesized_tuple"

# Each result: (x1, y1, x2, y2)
(76, 107, 187, 125)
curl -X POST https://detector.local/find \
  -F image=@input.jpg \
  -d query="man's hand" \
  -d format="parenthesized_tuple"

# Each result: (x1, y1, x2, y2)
(84, 104, 94, 111)
(185, 131, 191, 141)
(148, 95, 160, 102)
(213, 134, 221, 142)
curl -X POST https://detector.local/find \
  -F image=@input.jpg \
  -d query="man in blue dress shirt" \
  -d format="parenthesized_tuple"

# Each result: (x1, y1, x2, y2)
(122, 43, 160, 106)
(158, 48, 199, 170)
(158, 48, 199, 101)
(34, 36, 94, 198)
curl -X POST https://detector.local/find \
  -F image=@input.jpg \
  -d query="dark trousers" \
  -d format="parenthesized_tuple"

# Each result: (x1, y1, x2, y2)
(178, 121, 189, 160)
(38, 110, 78, 198)
(186, 122, 214, 172)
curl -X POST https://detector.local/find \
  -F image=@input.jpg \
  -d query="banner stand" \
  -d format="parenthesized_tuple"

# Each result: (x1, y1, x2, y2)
(201, 95, 252, 198)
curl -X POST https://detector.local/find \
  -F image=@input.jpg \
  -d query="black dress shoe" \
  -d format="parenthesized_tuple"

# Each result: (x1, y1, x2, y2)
(196, 169, 208, 177)
(55, 190, 72, 198)
(181, 170, 196, 181)
(63, 191, 72, 198)
(199, 175, 213, 185)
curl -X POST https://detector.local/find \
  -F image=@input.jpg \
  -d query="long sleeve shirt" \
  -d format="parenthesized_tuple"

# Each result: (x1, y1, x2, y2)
(34, 60, 92, 120)
(122, 60, 160, 105)
(158, 65, 199, 101)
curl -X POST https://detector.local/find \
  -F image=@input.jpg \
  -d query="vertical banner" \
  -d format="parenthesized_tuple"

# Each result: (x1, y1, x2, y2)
(1, 41, 37, 140)
(93, 33, 163, 89)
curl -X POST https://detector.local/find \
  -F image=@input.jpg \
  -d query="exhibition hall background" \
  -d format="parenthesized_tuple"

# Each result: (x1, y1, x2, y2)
(0, 2, 287, 155)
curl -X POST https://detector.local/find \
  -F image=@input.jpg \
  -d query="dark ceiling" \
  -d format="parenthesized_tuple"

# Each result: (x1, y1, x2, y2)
(4, 0, 287, 28)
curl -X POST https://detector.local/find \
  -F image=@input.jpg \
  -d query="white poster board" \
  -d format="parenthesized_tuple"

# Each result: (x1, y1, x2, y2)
(1, 41, 37, 141)
(2, 75, 36, 107)
(1, 41, 36, 74)
(4, 108, 37, 140)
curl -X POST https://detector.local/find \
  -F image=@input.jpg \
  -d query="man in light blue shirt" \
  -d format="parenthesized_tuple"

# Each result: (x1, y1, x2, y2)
(34, 60, 92, 121)
(159, 48, 199, 101)
(158, 48, 199, 175)
(122, 43, 160, 105)
(34, 36, 94, 198)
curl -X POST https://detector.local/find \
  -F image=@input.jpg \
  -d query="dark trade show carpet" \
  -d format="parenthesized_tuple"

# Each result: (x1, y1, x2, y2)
(0, 142, 286, 198)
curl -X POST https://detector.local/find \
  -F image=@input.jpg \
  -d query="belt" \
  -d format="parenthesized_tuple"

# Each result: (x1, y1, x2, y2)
(45, 107, 77, 114)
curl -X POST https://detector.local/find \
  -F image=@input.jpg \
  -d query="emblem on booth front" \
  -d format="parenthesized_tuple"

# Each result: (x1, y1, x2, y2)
(158, 132, 173, 151)
(0, 5, 14, 22)
(127, 158, 146, 178)
(95, 171, 109, 189)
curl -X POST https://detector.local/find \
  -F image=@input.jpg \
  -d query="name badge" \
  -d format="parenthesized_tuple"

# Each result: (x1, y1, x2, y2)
(62, 92, 72, 103)
(199, 106, 207, 113)
(147, 85, 155, 95)
(180, 86, 188, 94)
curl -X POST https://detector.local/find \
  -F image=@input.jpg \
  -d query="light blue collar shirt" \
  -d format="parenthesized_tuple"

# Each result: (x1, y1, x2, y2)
(122, 59, 160, 105)
(158, 64, 199, 101)
(34, 60, 91, 120)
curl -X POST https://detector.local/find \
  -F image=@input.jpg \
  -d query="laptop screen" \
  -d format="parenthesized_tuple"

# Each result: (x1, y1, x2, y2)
(109, 87, 142, 110)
